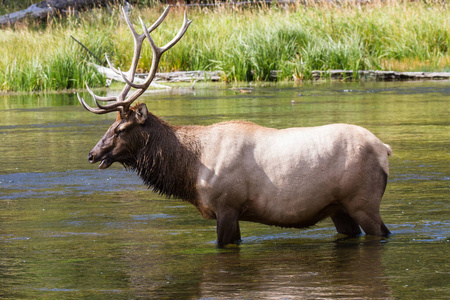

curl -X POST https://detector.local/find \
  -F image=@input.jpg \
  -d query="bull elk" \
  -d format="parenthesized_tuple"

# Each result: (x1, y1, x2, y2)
(78, 6, 391, 248)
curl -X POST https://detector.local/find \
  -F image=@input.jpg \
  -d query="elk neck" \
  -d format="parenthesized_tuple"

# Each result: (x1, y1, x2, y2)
(124, 113, 201, 203)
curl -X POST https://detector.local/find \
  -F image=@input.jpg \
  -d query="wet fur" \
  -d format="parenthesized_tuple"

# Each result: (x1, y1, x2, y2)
(123, 113, 201, 203)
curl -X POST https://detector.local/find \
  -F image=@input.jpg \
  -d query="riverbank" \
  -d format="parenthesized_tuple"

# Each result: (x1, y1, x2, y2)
(150, 70, 450, 82)
(1, 1, 448, 92)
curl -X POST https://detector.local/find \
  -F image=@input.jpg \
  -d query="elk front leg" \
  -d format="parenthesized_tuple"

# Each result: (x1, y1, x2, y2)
(331, 211, 362, 236)
(216, 208, 241, 248)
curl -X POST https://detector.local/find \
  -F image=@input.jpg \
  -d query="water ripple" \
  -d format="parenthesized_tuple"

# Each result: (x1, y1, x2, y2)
(0, 170, 145, 200)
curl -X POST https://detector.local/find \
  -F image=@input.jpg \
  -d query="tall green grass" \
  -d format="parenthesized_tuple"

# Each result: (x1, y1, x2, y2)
(0, 10, 117, 91)
(1, 1, 448, 92)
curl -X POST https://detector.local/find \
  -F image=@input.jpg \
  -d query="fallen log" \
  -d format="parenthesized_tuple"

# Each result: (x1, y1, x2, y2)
(151, 70, 223, 82)
(93, 62, 449, 86)
(311, 70, 450, 81)
(0, 0, 112, 27)
(92, 63, 222, 87)
(92, 63, 171, 89)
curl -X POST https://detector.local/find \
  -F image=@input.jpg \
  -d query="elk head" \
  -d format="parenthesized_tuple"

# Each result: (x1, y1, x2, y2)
(78, 6, 192, 169)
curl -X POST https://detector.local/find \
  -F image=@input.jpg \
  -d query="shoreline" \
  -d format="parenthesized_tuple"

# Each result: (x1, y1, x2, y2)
(1, 70, 449, 96)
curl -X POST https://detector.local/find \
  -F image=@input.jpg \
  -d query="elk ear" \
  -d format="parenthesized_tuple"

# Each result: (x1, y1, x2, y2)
(135, 104, 148, 124)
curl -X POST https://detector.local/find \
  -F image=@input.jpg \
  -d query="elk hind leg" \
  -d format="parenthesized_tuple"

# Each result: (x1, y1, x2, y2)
(345, 167, 391, 237)
(345, 195, 391, 237)
(331, 211, 362, 236)
(216, 209, 241, 248)
(350, 209, 391, 237)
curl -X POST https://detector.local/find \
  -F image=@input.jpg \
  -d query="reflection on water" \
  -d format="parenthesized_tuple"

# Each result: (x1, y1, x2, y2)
(195, 241, 391, 299)
(0, 81, 449, 298)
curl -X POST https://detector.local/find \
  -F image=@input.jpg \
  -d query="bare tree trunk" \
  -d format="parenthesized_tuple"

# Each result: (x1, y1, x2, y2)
(0, 0, 113, 26)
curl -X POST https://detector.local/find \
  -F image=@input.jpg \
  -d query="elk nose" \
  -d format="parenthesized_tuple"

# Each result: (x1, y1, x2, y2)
(88, 153, 94, 163)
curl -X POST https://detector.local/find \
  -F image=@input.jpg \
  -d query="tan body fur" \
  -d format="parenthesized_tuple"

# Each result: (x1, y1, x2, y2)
(168, 120, 391, 246)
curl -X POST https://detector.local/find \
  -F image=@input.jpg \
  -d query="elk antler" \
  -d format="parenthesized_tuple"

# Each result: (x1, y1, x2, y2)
(78, 6, 192, 115)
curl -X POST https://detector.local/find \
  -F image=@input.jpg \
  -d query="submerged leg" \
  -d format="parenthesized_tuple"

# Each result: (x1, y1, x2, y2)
(216, 209, 241, 248)
(331, 211, 362, 236)
(344, 168, 391, 237)
(348, 209, 391, 237)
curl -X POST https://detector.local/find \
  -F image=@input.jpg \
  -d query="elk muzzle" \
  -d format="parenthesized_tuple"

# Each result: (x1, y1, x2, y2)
(88, 149, 114, 169)
(88, 134, 115, 169)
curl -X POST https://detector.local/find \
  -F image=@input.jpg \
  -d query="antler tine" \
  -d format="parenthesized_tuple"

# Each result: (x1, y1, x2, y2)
(118, 5, 174, 89)
(120, 70, 141, 89)
(120, 9, 192, 96)
(82, 81, 130, 112)
(79, 6, 191, 114)
(105, 53, 121, 75)
(78, 5, 143, 114)
(87, 6, 146, 113)
(121, 6, 141, 40)
(147, 5, 172, 33)
(86, 83, 117, 102)
(119, 10, 192, 105)
(160, 11, 192, 53)
(77, 83, 121, 114)
(102, 6, 172, 102)
(77, 93, 123, 115)
(113, 5, 148, 108)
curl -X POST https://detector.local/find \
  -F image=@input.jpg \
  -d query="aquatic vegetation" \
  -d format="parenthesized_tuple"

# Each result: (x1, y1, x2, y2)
(0, 0, 448, 91)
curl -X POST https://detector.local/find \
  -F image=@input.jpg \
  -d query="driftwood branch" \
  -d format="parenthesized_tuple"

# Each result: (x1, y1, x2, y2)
(151, 71, 223, 82)
(70, 35, 104, 65)
(95, 64, 449, 85)
(148, 69, 450, 82)
(91, 63, 172, 89)
(0, 0, 112, 26)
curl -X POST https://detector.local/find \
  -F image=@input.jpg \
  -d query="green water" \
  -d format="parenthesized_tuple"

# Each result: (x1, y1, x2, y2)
(0, 81, 448, 299)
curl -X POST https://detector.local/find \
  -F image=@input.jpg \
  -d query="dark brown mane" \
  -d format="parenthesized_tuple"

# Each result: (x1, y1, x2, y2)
(123, 113, 201, 203)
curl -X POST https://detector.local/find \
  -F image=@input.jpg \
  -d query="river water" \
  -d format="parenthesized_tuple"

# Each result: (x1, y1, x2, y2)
(0, 81, 448, 299)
